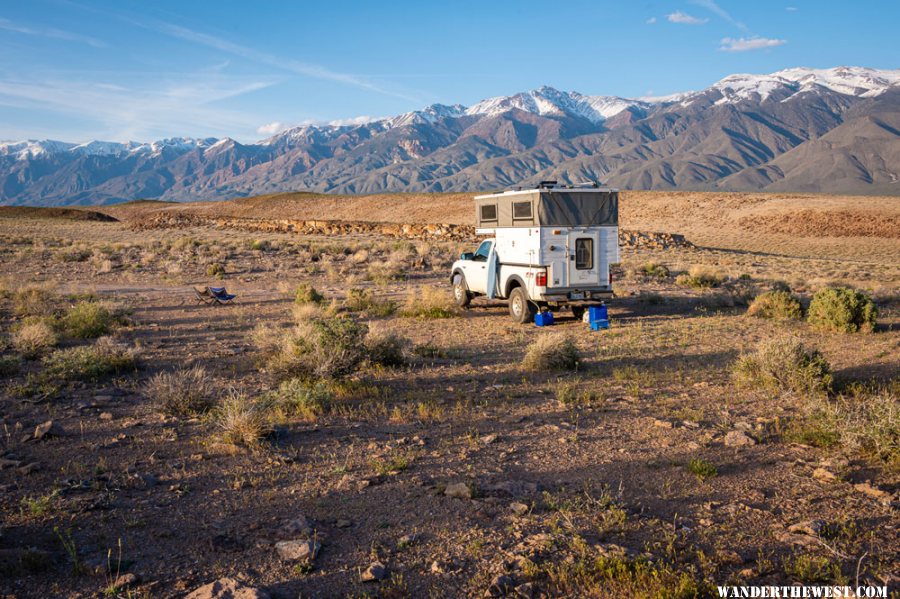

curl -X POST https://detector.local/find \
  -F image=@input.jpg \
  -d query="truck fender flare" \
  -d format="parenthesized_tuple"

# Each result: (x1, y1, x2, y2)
(451, 269, 467, 288)
(504, 275, 527, 299)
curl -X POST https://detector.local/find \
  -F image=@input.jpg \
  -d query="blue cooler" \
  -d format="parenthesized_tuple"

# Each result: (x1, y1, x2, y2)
(534, 311, 554, 327)
(590, 319, 610, 331)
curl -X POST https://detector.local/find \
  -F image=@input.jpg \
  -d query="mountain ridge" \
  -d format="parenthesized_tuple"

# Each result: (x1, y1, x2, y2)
(2, 66, 899, 205)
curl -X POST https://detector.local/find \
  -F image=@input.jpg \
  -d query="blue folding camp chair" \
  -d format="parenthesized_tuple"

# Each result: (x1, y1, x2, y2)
(194, 286, 236, 305)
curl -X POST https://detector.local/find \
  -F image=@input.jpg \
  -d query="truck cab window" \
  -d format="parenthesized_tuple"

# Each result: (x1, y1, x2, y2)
(575, 238, 593, 270)
(473, 240, 492, 262)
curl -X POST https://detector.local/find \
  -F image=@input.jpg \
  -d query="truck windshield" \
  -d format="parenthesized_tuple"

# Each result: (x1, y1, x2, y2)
(473, 240, 492, 262)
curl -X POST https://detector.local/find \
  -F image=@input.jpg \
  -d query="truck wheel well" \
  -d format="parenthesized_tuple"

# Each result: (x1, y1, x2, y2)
(504, 276, 526, 298)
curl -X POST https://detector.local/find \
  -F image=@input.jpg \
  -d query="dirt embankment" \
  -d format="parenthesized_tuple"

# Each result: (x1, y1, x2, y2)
(129, 212, 694, 250)
(0, 206, 118, 222)
(738, 209, 900, 238)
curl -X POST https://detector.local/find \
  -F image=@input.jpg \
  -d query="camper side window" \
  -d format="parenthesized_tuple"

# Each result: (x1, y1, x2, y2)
(480, 204, 497, 222)
(575, 238, 593, 270)
(512, 201, 532, 220)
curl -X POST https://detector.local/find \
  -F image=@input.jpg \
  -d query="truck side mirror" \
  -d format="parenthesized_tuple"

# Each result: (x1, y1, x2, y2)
(460, 252, 474, 260)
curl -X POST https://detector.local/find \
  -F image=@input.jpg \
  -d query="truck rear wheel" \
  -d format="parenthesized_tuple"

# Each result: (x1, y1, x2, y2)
(509, 287, 536, 324)
(452, 274, 472, 308)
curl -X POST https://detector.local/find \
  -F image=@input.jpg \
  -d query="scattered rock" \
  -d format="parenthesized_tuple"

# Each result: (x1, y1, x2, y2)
(185, 577, 270, 599)
(723, 430, 756, 447)
(812, 467, 837, 482)
(445, 482, 473, 499)
(653, 419, 673, 429)
(114, 572, 140, 587)
(335, 519, 352, 528)
(274, 539, 320, 561)
(788, 520, 824, 536)
(17, 462, 41, 475)
(487, 574, 516, 597)
(99, 412, 114, 421)
(509, 502, 529, 517)
(514, 582, 534, 598)
(398, 533, 419, 547)
(361, 561, 388, 582)
(431, 560, 445, 574)
(282, 516, 314, 537)
(481, 433, 499, 445)
(854, 482, 889, 501)
(33, 420, 62, 440)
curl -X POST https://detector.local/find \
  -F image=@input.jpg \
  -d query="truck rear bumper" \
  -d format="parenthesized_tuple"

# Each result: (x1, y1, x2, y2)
(539, 289, 613, 302)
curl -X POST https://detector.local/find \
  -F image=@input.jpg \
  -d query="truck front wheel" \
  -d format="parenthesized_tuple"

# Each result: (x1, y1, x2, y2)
(452, 274, 472, 308)
(508, 287, 536, 324)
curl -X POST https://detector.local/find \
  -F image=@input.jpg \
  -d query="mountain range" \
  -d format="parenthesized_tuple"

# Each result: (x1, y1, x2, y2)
(2, 66, 899, 206)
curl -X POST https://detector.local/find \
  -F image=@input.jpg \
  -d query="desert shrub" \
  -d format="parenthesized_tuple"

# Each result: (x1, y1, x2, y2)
(59, 301, 113, 339)
(265, 378, 332, 422)
(522, 334, 580, 372)
(367, 261, 406, 285)
(746, 290, 803, 320)
(345, 288, 396, 316)
(294, 283, 325, 305)
(639, 262, 669, 278)
(790, 381, 898, 470)
(806, 287, 877, 333)
(268, 317, 368, 380)
(251, 322, 285, 356)
(12, 318, 58, 358)
(214, 390, 271, 447)
(686, 458, 717, 481)
(13, 286, 57, 317)
(732, 336, 832, 395)
(145, 366, 214, 416)
(675, 266, 724, 289)
(0, 355, 21, 376)
(206, 263, 226, 277)
(42, 337, 136, 382)
(365, 326, 409, 367)
(401, 286, 458, 319)
(249, 239, 271, 252)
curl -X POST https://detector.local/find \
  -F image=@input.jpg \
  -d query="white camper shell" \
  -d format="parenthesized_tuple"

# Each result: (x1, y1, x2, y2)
(450, 183, 620, 323)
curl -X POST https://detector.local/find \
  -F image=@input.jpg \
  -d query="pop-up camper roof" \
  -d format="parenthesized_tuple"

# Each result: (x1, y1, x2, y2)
(474, 184, 618, 229)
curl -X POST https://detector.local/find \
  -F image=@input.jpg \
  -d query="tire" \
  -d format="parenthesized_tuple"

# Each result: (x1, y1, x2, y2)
(508, 287, 536, 324)
(571, 305, 586, 321)
(452, 274, 472, 308)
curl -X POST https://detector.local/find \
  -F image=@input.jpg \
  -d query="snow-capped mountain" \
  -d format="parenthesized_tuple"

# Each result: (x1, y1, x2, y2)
(2, 66, 898, 205)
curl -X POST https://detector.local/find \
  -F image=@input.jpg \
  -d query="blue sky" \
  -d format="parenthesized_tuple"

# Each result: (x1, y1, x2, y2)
(0, 0, 897, 143)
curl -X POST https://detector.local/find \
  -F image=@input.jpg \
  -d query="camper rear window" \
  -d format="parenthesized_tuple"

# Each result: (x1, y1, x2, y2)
(513, 201, 532, 220)
(575, 238, 593, 270)
(480, 204, 497, 221)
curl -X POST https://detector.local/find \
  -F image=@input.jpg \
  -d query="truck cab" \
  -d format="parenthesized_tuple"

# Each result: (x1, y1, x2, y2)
(451, 182, 619, 323)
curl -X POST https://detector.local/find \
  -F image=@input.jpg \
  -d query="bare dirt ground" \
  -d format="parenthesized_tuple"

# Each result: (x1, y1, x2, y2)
(1, 190, 898, 598)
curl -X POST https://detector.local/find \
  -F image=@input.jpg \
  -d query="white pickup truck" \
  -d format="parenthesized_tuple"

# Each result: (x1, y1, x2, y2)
(450, 183, 620, 323)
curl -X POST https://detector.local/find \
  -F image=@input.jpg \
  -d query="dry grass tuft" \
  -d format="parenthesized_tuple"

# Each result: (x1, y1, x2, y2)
(214, 390, 271, 447)
(12, 318, 58, 358)
(42, 337, 136, 382)
(13, 285, 57, 317)
(267, 317, 369, 380)
(746, 290, 803, 320)
(365, 324, 409, 367)
(522, 334, 580, 372)
(401, 286, 458, 319)
(145, 366, 215, 416)
(676, 265, 724, 289)
(732, 336, 832, 395)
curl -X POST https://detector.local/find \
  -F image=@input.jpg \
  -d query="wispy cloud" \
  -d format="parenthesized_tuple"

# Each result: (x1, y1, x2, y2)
(0, 68, 279, 141)
(128, 17, 417, 102)
(666, 11, 708, 25)
(256, 122, 285, 135)
(646, 17, 657, 24)
(0, 17, 106, 47)
(785, 6, 798, 11)
(691, 0, 748, 31)
(719, 37, 786, 52)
